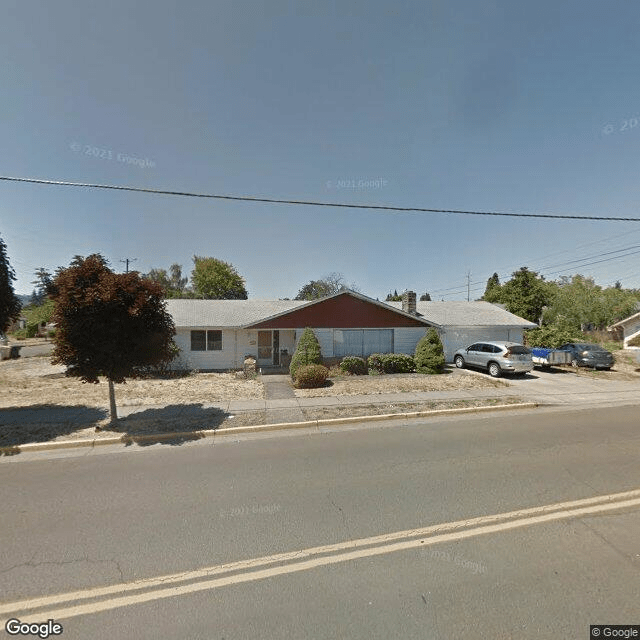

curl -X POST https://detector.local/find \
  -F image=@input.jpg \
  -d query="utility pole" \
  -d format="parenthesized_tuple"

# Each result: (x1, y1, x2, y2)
(467, 271, 471, 302)
(120, 258, 137, 273)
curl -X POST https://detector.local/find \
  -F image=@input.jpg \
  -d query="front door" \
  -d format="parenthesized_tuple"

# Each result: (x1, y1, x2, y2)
(257, 330, 273, 366)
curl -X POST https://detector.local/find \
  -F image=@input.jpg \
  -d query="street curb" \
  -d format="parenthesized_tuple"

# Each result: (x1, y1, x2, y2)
(0, 402, 538, 456)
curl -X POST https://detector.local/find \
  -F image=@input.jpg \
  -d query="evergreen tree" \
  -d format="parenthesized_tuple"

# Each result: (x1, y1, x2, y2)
(414, 328, 445, 374)
(289, 327, 323, 379)
(0, 235, 22, 335)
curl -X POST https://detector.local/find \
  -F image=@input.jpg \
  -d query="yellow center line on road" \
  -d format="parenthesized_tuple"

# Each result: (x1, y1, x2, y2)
(2, 489, 640, 621)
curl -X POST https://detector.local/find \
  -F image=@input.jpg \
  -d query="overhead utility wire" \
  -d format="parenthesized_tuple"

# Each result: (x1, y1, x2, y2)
(430, 246, 640, 297)
(2, 176, 640, 221)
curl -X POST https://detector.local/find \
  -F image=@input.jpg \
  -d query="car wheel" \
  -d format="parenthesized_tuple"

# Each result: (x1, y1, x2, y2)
(454, 355, 465, 369)
(571, 358, 578, 368)
(488, 362, 501, 378)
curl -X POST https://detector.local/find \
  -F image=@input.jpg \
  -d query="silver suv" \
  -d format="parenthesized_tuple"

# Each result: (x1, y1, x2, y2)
(453, 341, 533, 378)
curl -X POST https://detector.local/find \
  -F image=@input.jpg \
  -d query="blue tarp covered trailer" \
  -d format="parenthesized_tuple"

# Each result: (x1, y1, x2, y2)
(530, 347, 573, 368)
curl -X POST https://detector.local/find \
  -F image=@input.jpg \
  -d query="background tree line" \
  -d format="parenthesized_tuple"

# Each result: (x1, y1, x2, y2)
(481, 267, 640, 346)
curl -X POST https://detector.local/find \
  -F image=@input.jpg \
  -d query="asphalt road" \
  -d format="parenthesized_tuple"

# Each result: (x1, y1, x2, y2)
(1, 405, 639, 639)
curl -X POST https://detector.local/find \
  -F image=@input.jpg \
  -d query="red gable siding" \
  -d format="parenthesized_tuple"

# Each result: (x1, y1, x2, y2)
(247, 293, 428, 329)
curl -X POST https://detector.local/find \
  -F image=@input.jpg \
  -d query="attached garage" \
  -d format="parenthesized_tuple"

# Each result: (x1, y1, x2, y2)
(439, 327, 525, 362)
(387, 300, 536, 362)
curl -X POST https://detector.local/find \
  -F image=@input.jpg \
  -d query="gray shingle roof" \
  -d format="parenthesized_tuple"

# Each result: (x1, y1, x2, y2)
(164, 299, 307, 328)
(165, 297, 536, 329)
(386, 301, 537, 327)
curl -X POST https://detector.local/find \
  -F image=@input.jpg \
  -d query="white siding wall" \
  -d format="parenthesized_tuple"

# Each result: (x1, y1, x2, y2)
(394, 327, 431, 354)
(440, 327, 524, 362)
(624, 325, 640, 348)
(172, 329, 298, 370)
(171, 328, 238, 370)
(294, 328, 334, 357)
(172, 326, 527, 367)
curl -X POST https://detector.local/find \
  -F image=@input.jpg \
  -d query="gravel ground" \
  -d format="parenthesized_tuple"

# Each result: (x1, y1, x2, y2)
(301, 397, 524, 420)
(295, 367, 507, 397)
(0, 356, 264, 408)
(561, 349, 640, 381)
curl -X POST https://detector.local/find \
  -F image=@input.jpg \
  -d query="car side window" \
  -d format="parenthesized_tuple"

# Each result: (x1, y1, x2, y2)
(492, 345, 503, 353)
(468, 343, 479, 351)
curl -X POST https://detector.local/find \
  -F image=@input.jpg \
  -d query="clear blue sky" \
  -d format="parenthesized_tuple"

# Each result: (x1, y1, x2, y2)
(2, 0, 640, 300)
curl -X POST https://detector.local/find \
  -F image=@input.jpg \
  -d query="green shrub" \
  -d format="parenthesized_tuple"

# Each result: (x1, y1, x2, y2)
(367, 353, 385, 374)
(290, 327, 323, 379)
(13, 329, 27, 340)
(525, 324, 585, 348)
(381, 353, 416, 373)
(367, 353, 416, 374)
(46, 329, 56, 339)
(339, 356, 367, 375)
(414, 329, 445, 374)
(25, 324, 38, 338)
(294, 364, 329, 388)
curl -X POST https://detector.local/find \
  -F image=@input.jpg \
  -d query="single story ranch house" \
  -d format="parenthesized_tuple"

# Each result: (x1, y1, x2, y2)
(164, 290, 536, 370)
(608, 310, 640, 348)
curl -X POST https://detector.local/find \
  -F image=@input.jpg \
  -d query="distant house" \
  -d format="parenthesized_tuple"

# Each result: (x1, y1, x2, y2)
(608, 312, 640, 348)
(164, 290, 536, 370)
(7, 317, 27, 333)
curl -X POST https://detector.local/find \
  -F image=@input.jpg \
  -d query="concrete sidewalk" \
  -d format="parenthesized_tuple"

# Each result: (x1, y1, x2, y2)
(2, 371, 638, 429)
(112, 375, 640, 422)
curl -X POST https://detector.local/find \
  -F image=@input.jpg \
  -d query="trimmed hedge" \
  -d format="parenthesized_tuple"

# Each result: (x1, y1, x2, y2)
(294, 364, 329, 388)
(339, 356, 367, 375)
(414, 329, 445, 374)
(290, 327, 323, 379)
(367, 353, 416, 374)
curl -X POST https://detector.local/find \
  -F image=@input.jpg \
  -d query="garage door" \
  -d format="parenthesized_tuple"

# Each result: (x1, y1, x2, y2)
(441, 328, 512, 362)
(334, 329, 394, 358)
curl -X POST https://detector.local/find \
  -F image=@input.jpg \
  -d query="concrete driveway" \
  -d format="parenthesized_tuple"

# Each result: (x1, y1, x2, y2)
(504, 366, 640, 406)
(13, 342, 54, 358)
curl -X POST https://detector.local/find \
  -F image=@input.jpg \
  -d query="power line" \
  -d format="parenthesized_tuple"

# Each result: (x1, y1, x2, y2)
(2, 175, 640, 221)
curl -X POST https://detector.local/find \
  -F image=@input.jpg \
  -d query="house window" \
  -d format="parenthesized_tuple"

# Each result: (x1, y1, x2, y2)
(333, 329, 393, 357)
(190, 330, 223, 351)
(191, 331, 206, 351)
(207, 330, 222, 350)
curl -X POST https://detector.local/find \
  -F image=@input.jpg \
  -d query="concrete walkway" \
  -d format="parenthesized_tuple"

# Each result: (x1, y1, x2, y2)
(260, 374, 305, 424)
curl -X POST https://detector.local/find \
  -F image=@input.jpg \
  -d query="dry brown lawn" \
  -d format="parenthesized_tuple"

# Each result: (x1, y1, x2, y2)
(295, 367, 507, 397)
(301, 396, 524, 420)
(0, 356, 264, 409)
(563, 349, 640, 381)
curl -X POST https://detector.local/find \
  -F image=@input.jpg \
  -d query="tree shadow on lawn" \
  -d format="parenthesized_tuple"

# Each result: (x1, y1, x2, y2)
(0, 403, 229, 453)
(0, 405, 108, 453)
(113, 404, 228, 447)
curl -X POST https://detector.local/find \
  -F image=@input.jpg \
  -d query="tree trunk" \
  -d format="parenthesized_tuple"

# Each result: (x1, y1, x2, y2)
(107, 378, 118, 425)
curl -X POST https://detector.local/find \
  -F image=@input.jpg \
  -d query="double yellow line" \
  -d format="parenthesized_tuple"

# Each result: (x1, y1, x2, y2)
(3, 488, 640, 621)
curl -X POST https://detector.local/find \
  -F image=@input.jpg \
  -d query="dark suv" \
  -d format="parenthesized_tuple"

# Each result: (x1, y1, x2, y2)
(556, 343, 614, 370)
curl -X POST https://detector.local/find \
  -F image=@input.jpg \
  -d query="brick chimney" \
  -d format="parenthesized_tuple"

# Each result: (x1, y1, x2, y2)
(402, 290, 417, 315)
